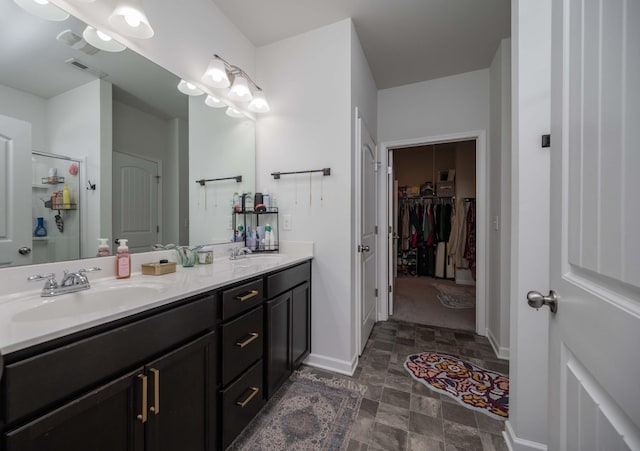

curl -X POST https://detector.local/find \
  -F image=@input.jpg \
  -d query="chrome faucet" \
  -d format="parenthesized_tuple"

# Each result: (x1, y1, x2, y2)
(28, 267, 101, 297)
(229, 247, 252, 260)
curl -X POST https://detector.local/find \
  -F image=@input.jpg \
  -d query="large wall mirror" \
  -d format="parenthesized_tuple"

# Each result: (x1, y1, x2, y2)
(0, 0, 255, 267)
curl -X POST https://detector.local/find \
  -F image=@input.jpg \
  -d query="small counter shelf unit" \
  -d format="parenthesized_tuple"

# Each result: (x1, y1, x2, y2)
(232, 207, 279, 253)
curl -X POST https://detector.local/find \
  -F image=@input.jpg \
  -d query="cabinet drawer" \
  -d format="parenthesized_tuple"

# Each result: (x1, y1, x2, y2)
(221, 306, 263, 386)
(220, 278, 263, 320)
(220, 359, 264, 450)
(2, 294, 216, 425)
(266, 261, 310, 298)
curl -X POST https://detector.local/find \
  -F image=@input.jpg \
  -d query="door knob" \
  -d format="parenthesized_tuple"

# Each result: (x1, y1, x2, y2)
(358, 245, 370, 252)
(18, 247, 31, 255)
(527, 290, 558, 314)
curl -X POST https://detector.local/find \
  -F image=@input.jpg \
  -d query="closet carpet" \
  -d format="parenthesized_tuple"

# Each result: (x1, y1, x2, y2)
(392, 277, 476, 332)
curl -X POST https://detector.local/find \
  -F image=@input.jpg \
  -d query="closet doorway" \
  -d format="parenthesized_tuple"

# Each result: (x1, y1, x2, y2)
(389, 140, 477, 332)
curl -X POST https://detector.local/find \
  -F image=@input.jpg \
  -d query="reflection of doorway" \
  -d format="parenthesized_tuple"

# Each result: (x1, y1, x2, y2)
(389, 140, 477, 332)
(113, 151, 160, 253)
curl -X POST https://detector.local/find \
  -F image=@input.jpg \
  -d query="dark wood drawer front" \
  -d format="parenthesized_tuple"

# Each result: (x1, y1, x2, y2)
(221, 359, 264, 450)
(266, 261, 310, 298)
(221, 306, 263, 386)
(221, 279, 263, 320)
(2, 295, 216, 425)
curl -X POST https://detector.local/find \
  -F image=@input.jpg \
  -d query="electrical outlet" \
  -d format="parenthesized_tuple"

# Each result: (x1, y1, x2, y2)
(282, 214, 292, 231)
(494, 215, 500, 231)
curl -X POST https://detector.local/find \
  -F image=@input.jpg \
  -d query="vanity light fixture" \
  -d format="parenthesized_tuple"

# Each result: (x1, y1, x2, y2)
(82, 26, 126, 52)
(177, 80, 204, 96)
(225, 107, 244, 118)
(108, 0, 154, 39)
(202, 54, 270, 113)
(205, 94, 226, 108)
(13, 0, 70, 21)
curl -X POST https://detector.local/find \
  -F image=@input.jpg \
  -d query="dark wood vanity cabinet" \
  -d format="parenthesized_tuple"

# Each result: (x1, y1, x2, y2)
(1, 294, 218, 451)
(0, 259, 312, 451)
(265, 261, 311, 398)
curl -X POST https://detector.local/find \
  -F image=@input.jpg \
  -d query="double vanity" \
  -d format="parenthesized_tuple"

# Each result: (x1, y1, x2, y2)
(0, 246, 312, 450)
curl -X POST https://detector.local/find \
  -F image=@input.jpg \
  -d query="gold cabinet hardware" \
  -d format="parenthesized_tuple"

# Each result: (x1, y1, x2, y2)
(236, 386, 259, 408)
(137, 374, 148, 423)
(235, 290, 258, 302)
(149, 368, 160, 415)
(235, 332, 259, 348)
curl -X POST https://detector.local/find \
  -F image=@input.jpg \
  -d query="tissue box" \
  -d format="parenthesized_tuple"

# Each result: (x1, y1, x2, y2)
(141, 261, 177, 275)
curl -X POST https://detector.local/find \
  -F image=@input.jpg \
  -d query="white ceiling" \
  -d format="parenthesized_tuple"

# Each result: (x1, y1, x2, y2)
(211, 0, 511, 89)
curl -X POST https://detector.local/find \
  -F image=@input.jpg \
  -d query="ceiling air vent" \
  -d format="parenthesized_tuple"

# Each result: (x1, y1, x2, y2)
(56, 29, 99, 55)
(65, 58, 108, 79)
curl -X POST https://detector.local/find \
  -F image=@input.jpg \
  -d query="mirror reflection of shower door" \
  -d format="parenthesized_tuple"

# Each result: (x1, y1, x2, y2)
(31, 152, 81, 264)
(113, 151, 159, 254)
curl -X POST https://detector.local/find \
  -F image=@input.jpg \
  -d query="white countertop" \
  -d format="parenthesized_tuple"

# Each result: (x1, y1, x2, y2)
(0, 242, 313, 356)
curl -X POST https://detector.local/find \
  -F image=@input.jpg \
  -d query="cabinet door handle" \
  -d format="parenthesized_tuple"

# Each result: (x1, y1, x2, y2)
(149, 368, 160, 415)
(235, 290, 259, 302)
(137, 374, 148, 423)
(235, 332, 259, 348)
(236, 386, 259, 408)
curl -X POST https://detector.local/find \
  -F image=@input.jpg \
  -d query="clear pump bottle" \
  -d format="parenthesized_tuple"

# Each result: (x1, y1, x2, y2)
(116, 239, 131, 279)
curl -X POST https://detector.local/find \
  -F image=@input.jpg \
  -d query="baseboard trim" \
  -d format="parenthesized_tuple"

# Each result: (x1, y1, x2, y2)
(503, 421, 547, 451)
(486, 327, 510, 360)
(304, 352, 358, 376)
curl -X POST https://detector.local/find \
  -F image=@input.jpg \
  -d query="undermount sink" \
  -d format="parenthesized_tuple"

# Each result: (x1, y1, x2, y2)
(12, 282, 168, 322)
(231, 254, 287, 265)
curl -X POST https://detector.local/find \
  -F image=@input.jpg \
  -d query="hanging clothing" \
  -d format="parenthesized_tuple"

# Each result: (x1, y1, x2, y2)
(464, 201, 477, 280)
(449, 197, 469, 269)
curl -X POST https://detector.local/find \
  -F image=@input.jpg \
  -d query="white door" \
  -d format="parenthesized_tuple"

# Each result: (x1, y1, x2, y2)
(113, 151, 159, 253)
(359, 118, 377, 354)
(546, 0, 640, 448)
(0, 115, 31, 267)
(387, 155, 397, 316)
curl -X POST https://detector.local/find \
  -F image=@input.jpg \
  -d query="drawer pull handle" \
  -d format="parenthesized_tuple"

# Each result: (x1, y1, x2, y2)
(149, 368, 160, 415)
(235, 290, 259, 302)
(236, 386, 259, 407)
(236, 332, 259, 348)
(137, 374, 148, 423)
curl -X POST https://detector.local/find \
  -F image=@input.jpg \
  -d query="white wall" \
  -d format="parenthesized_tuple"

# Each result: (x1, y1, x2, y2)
(255, 19, 355, 374)
(0, 84, 47, 152)
(378, 69, 490, 143)
(505, 1, 550, 449)
(47, 79, 110, 259)
(488, 38, 512, 359)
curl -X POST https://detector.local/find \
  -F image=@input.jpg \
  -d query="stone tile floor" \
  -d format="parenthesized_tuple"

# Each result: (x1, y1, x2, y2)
(302, 319, 509, 451)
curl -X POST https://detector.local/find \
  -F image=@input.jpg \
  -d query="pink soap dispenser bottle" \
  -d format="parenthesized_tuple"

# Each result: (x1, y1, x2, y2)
(116, 239, 131, 279)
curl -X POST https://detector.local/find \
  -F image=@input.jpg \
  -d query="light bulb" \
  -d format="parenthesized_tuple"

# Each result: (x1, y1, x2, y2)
(202, 58, 230, 88)
(83, 26, 126, 52)
(205, 95, 225, 108)
(124, 12, 141, 28)
(13, 0, 69, 21)
(108, 3, 154, 39)
(177, 79, 204, 96)
(34, 0, 48, 5)
(248, 90, 270, 113)
(96, 30, 112, 41)
(225, 107, 244, 118)
(228, 76, 253, 102)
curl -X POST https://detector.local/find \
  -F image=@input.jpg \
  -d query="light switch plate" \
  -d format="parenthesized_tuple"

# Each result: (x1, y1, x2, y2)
(283, 214, 292, 231)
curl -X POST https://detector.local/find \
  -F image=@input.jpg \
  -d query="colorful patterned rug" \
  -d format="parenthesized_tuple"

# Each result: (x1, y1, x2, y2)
(228, 371, 367, 450)
(404, 352, 509, 420)
(437, 293, 475, 309)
